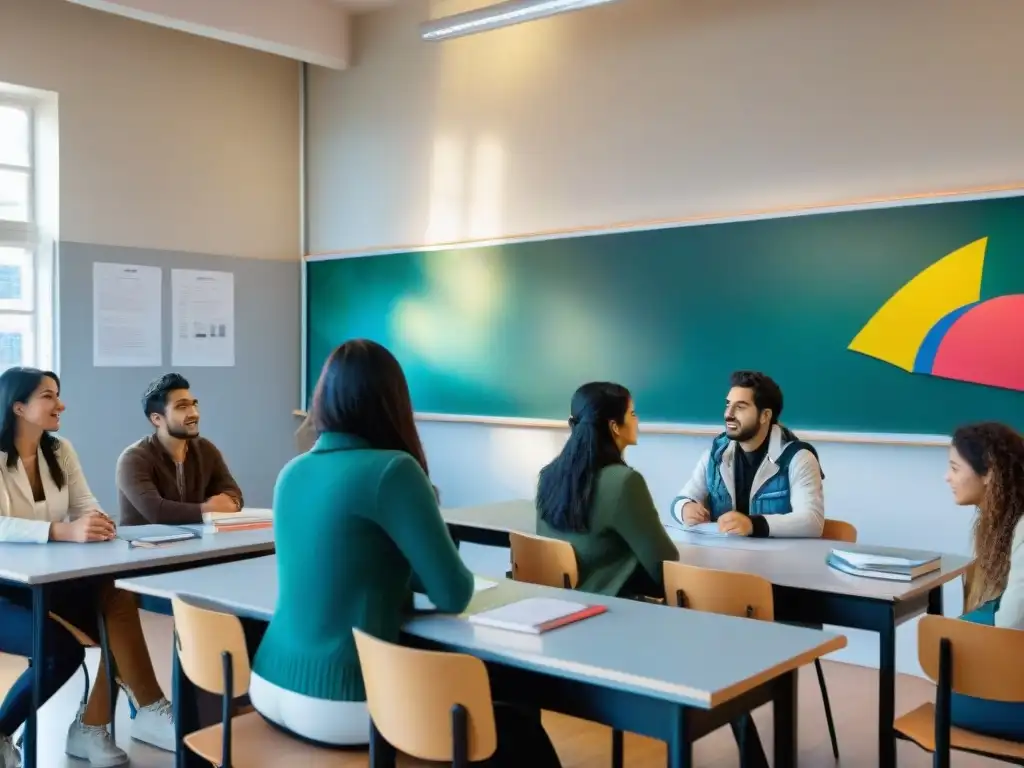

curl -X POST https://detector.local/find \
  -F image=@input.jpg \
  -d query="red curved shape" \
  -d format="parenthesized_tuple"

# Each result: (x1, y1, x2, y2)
(931, 294, 1024, 392)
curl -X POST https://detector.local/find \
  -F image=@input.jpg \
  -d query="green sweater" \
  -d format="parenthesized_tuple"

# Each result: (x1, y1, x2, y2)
(251, 432, 474, 702)
(536, 464, 679, 596)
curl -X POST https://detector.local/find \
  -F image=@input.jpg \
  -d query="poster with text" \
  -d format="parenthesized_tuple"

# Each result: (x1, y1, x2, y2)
(93, 262, 162, 367)
(171, 269, 235, 367)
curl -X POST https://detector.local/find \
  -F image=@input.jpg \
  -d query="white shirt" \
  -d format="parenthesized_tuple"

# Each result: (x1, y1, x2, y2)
(0, 437, 102, 544)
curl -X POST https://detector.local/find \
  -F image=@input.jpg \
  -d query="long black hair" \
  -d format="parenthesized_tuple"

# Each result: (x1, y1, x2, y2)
(536, 382, 631, 532)
(311, 339, 430, 477)
(0, 367, 65, 489)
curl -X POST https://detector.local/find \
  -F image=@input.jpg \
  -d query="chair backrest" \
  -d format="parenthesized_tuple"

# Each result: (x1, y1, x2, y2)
(917, 614, 1024, 703)
(509, 531, 579, 589)
(663, 562, 775, 621)
(352, 628, 497, 762)
(821, 519, 858, 543)
(171, 597, 252, 697)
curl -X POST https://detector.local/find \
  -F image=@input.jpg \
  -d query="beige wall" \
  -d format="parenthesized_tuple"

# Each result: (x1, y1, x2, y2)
(0, 0, 300, 260)
(307, 0, 1024, 254)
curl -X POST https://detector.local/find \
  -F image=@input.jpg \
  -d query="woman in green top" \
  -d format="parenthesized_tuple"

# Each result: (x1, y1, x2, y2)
(251, 340, 562, 766)
(536, 382, 679, 598)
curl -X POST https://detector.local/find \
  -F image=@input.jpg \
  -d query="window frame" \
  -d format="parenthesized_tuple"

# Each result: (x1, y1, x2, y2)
(0, 94, 49, 373)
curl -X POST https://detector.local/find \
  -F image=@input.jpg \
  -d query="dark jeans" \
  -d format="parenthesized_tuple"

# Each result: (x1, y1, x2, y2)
(0, 584, 99, 737)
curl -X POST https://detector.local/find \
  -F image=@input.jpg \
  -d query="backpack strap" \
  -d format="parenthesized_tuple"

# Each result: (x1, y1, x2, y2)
(776, 440, 825, 479)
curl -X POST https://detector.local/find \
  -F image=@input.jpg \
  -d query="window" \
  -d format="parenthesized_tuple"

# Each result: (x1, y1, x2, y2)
(0, 94, 52, 374)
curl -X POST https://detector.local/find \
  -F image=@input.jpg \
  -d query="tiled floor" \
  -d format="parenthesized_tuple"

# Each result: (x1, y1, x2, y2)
(0, 611, 1006, 766)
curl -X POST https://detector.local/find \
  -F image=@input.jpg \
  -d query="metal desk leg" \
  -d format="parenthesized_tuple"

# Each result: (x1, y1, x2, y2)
(171, 631, 203, 768)
(23, 585, 48, 768)
(666, 706, 691, 768)
(773, 670, 798, 768)
(878, 607, 897, 768)
(928, 586, 944, 617)
(95, 607, 117, 742)
(368, 719, 396, 768)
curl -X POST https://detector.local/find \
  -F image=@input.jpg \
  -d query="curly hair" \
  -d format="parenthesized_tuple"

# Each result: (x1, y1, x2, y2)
(953, 422, 1024, 611)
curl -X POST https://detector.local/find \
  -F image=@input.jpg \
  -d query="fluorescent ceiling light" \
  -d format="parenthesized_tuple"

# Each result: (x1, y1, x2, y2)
(420, 0, 619, 42)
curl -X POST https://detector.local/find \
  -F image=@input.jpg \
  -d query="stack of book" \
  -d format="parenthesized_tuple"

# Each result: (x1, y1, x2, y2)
(826, 547, 941, 581)
(200, 507, 273, 534)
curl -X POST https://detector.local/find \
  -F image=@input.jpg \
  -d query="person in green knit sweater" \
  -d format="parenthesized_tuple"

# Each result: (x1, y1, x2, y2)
(536, 382, 679, 598)
(250, 339, 562, 766)
(944, 422, 1024, 741)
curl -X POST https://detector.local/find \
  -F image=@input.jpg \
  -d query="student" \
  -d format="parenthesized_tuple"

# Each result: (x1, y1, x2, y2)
(115, 372, 243, 525)
(536, 382, 678, 597)
(251, 340, 562, 766)
(0, 368, 174, 768)
(671, 370, 825, 538)
(945, 422, 1024, 740)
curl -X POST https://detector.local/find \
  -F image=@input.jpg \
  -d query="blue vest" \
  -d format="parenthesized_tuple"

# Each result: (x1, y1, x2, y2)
(704, 432, 823, 520)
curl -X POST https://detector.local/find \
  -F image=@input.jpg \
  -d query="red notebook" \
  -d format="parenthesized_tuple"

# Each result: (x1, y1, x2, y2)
(468, 597, 607, 634)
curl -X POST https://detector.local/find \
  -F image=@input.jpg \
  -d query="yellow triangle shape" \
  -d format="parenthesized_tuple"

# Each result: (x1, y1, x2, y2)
(848, 237, 987, 371)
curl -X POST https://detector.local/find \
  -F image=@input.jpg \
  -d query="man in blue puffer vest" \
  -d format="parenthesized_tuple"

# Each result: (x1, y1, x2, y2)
(670, 370, 825, 538)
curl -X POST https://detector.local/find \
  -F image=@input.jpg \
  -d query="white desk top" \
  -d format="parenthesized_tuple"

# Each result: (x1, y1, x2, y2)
(0, 527, 274, 585)
(443, 500, 972, 603)
(115, 555, 846, 710)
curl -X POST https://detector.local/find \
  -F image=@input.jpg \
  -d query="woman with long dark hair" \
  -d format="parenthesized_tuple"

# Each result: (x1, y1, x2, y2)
(536, 382, 678, 597)
(945, 422, 1024, 740)
(0, 368, 173, 768)
(252, 340, 562, 765)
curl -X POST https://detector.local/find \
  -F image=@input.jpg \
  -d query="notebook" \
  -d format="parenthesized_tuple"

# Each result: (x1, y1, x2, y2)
(118, 524, 199, 549)
(827, 547, 941, 581)
(413, 576, 498, 611)
(468, 597, 607, 634)
(198, 507, 274, 534)
(681, 521, 731, 537)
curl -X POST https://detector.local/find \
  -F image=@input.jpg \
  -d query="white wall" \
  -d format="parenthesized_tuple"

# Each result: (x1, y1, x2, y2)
(0, 0, 300, 259)
(304, 0, 1024, 674)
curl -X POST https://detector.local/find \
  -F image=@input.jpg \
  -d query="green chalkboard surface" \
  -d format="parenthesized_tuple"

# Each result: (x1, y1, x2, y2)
(306, 195, 1024, 436)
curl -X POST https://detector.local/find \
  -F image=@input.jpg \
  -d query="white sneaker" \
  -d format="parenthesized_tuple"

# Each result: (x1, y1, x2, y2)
(131, 698, 175, 752)
(0, 735, 21, 768)
(65, 720, 128, 767)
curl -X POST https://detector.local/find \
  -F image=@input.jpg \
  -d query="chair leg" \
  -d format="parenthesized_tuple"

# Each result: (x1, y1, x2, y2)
(611, 728, 623, 768)
(81, 659, 91, 712)
(95, 608, 119, 741)
(814, 658, 840, 760)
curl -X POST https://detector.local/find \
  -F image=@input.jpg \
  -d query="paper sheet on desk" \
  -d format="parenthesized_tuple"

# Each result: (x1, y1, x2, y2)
(414, 576, 497, 611)
(679, 522, 731, 537)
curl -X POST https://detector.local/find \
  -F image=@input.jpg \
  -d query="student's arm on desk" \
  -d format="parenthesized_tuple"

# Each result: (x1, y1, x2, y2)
(377, 454, 474, 613)
(614, 471, 680, 582)
(758, 449, 825, 538)
(202, 440, 244, 510)
(669, 450, 711, 525)
(115, 449, 203, 525)
(995, 520, 1024, 629)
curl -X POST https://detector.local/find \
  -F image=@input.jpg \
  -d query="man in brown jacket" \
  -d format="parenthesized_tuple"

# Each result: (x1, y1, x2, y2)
(116, 372, 243, 525)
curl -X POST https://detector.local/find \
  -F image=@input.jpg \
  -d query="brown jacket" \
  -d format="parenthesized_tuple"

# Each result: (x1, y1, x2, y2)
(116, 434, 243, 526)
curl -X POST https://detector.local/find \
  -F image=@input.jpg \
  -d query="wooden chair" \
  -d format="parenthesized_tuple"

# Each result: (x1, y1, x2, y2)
(894, 614, 1024, 766)
(661, 563, 814, 765)
(352, 628, 498, 766)
(507, 531, 623, 767)
(821, 519, 857, 544)
(170, 596, 352, 766)
(509, 531, 578, 589)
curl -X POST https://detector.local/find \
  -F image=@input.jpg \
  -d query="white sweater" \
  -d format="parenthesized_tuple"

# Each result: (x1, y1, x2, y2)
(0, 437, 102, 544)
(996, 519, 1024, 629)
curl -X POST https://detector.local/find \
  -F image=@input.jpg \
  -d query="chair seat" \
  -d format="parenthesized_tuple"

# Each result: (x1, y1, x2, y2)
(183, 710, 361, 766)
(894, 702, 1024, 759)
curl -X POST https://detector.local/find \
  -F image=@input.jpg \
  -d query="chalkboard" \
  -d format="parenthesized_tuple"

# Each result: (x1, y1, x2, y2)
(306, 194, 1024, 436)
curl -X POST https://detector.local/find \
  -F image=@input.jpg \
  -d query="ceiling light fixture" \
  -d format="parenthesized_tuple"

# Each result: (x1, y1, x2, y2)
(420, 0, 620, 42)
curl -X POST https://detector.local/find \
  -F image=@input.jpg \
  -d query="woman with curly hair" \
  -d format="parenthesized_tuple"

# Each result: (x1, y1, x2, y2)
(945, 421, 1024, 740)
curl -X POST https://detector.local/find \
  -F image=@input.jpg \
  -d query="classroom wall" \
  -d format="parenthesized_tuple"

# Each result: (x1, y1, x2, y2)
(0, 0, 302, 511)
(306, 0, 1024, 674)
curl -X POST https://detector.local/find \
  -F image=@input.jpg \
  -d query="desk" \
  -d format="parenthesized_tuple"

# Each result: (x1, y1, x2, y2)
(442, 499, 972, 768)
(116, 555, 846, 768)
(0, 528, 274, 768)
